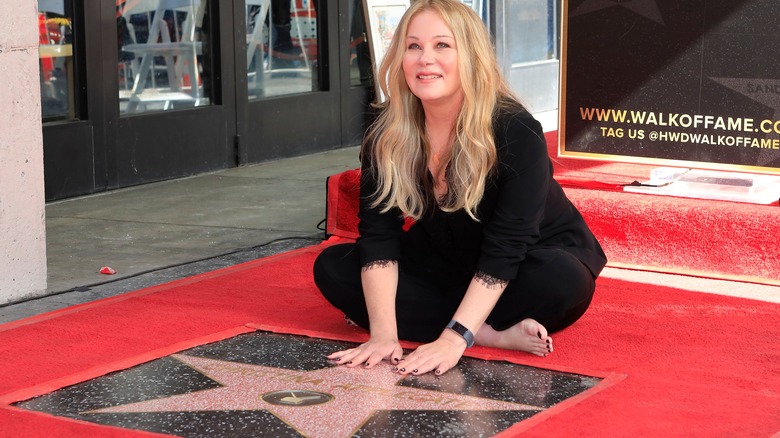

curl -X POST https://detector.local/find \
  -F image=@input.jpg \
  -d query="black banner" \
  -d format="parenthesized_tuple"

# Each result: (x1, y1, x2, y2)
(560, 0, 780, 174)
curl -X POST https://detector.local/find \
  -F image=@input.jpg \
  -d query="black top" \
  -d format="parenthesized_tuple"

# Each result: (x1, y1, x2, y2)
(356, 104, 607, 284)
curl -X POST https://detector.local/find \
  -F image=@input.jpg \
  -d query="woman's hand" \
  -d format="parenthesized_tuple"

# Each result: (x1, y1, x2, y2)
(394, 330, 467, 376)
(327, 336, 404, 369)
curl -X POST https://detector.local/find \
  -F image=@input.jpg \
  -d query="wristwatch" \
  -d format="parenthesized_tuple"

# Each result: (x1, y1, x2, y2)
(446, 320, 475, 348)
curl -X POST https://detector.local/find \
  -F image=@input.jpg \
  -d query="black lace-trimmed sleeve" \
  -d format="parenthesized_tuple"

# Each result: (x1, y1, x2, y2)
(474, 270, 509, 290)
(361, 259, 398, 272)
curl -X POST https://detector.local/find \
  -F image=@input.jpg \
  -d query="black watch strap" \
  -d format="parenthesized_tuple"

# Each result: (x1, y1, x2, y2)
(446, 320, 475, 348)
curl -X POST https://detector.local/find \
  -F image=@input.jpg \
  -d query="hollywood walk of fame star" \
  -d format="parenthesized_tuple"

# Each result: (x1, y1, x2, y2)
(709, 77, 780, 166)
(569, 0, 665, 25)
(87, 354, 541, 437)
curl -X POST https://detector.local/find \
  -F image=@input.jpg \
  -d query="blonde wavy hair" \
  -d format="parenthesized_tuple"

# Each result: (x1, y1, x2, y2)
(365, 0, 519, 221)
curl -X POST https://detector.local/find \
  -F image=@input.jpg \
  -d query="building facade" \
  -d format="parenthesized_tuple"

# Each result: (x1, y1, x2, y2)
(39, 0, 561, 201)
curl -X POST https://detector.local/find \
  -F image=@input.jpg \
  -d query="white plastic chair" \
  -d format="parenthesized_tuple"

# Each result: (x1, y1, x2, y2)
(120, 0, 205, 112)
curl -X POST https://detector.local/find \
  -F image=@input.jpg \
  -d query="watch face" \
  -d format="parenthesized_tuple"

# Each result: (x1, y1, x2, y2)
(448, 321, 474, 347)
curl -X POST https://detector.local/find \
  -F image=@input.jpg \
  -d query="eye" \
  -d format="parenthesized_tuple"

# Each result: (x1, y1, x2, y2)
(436, 42, 451, 49)
(407, 43, 421, 50)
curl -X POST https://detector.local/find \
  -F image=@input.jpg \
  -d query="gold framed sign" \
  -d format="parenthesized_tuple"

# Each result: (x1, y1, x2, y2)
(559, 0, 780, 175)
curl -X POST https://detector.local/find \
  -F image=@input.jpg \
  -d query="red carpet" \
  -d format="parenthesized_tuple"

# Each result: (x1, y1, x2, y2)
(1, 241, 779, 437)
(325, 132, 780, 285)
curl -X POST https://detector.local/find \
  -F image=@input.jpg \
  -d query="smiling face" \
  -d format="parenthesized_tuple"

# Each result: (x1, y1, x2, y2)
(402, 10, 463, 110)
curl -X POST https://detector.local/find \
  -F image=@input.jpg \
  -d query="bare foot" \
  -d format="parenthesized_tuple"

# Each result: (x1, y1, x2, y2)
(475, 318, 553, 357)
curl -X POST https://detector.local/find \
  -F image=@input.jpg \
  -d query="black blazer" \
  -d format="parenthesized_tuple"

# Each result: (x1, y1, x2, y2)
(357, 103, 607, 284)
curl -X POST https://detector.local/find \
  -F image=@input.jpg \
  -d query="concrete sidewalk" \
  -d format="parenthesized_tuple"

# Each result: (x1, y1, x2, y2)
(0, 146, 361, 324)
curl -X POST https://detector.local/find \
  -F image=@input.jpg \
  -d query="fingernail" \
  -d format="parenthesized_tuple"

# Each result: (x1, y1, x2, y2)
(435, 369, 442, 375)
(364, 362, 370, 367)
(392, 367, 399, 372)
(400, 368, 406, 372)
(412, 369, 418, 374)
(334, 358, 342, 362)
(346, 361, 352, 365)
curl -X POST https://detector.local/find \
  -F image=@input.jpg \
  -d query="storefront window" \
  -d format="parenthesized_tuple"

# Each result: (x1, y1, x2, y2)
(38, 0, 76, 122)
(117, 0, 212, 114)
(246, 0, 320, 99)
(507, 0, 557, 64)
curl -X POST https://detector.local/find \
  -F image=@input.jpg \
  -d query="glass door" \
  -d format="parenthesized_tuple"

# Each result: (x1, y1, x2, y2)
(39, 0, 99, 200)
(235, 0, 372, 164)
(111, 0, 235, 187)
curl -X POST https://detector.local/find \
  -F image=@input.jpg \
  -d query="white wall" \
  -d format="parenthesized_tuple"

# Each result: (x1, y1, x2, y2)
(0, 0, 48, 303)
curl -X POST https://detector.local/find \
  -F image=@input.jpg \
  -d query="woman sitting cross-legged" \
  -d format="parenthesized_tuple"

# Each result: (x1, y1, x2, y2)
(313, 0, 607, 377)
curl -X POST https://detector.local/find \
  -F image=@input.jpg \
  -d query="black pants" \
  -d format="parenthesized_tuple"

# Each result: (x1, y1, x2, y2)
(313, 243, 596, 343)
